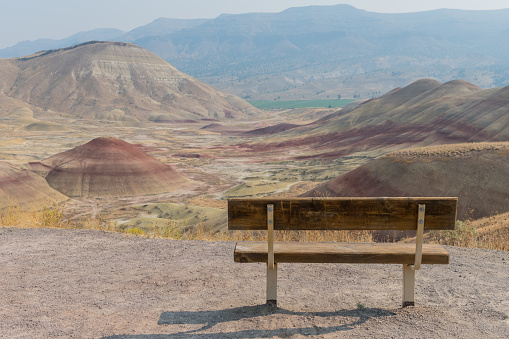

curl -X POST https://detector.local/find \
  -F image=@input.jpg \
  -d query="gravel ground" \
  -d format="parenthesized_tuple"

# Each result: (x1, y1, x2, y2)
(0, 227, 508, 338)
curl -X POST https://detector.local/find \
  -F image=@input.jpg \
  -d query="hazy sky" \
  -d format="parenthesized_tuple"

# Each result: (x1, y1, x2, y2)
(1, 0, 508, 49)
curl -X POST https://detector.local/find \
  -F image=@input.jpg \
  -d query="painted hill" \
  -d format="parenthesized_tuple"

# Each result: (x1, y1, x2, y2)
(37, 137, 190, 198)
(0, 41, 258, 122)
(249, 79, 509, 158)
(303, 142, 509, 221)
(0, 161, 67, 209)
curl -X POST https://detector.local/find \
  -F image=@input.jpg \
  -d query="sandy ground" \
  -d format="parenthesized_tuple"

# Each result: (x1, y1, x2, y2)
(0, 227, 508, 338)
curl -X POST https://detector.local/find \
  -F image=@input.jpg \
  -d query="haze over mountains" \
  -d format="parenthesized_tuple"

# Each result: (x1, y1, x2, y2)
(0, 41, 258, 122)
(0, 18, 207, 58)
(2, 4, 508, 100)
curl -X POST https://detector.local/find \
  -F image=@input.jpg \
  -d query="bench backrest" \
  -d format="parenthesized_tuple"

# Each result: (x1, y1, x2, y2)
(228, 197, 457, 231)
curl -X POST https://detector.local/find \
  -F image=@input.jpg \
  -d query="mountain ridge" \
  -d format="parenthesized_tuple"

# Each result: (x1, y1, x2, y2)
(2, 5, 509, 100)
(139, 5, 509, 100)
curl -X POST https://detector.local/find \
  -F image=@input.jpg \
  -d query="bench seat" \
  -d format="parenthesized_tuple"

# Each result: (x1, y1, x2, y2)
(228, 197, 457, 307)
(234, 241, 450, 265)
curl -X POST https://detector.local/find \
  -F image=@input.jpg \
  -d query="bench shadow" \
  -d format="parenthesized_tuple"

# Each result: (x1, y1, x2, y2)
(102, 304, 395, 338)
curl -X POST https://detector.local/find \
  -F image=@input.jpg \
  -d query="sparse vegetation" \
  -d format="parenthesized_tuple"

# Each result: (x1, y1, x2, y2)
(428, 220, 478, 248)
(185, 227, 374, 243)
(428, 215, 509, 251)
(0, 203, 116, 232)
(0, 202, 371, 242)
(388, 142, 509, 161)
(2, 203, 508, 251)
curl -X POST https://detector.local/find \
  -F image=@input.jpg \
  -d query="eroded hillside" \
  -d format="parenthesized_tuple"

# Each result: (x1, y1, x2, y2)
(0, 41, 259, 122)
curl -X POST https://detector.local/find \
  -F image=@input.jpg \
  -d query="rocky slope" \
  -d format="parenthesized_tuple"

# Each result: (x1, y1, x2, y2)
(303, 142, 509, 220)
(0, 41, 258, 122)
(249, 79, 509, 158)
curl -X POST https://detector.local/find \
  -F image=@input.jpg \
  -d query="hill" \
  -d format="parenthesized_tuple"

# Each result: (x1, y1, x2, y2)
(0, 161, 67, 209)
(33, 137, 191, 198)
(303, 142, 509, 221)
(0, 28, 125, 59)
(0, 92, 38, 119)
(118, 18, 208, 42)
(247, 79, 509, 158)
(0, 41, 258, 122)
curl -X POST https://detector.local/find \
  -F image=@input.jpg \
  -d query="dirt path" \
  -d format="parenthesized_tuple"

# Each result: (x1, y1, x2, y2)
(0, 227, 508, 338)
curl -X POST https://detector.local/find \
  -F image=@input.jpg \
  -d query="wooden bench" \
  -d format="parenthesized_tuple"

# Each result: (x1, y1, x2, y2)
(228, 197, 457, 307)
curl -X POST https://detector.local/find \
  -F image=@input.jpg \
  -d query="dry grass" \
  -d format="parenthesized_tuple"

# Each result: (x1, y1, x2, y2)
(0, 203, 69, 229)
(114, 220, 373, 243)
(428, 213, 509, 252)
(179, 227, 373, 243)
(1, 203, 508, 251)
(387, 142, 509, 161)
(0, 203, 117, 232)
(0, 202, 372, 243)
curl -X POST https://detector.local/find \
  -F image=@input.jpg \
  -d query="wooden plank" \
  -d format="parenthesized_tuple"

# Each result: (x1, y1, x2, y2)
(228, 197, 457, 231)
(234, 242, 450, 265)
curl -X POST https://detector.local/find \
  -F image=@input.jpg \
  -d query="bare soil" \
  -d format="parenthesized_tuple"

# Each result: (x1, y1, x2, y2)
(1, 227, 508, 338)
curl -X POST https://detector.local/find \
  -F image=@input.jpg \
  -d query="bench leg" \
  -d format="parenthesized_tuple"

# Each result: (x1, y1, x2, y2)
(402, 264, 415, 307)
(267, 263, 277, 306)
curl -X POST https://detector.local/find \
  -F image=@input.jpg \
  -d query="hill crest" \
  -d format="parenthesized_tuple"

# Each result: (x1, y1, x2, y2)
(40, 137, 191, 198)
(303, 142, 509, 221)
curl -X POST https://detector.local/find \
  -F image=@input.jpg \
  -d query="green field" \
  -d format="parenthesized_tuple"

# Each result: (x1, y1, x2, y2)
(247, 99, 355, 110)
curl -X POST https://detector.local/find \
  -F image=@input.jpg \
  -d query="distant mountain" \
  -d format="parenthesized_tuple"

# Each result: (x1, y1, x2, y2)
(119, 18, 209, 42)
(246, 79, 509, 157)
(0, 18, 208, 59)
(0, 28, 125, 59)
(0, 41, 258, 122)
(132, 5, 509, 100)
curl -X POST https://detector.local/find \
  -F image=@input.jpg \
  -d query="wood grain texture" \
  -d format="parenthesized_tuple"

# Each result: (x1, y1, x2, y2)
(234, 242, 450, 265)
(228, 197, 457, 230)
